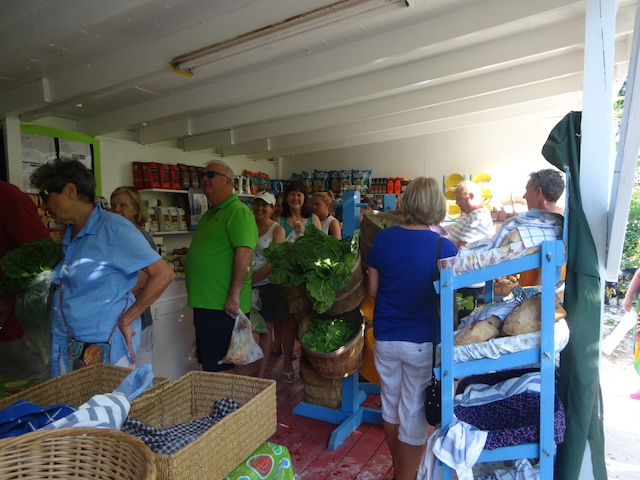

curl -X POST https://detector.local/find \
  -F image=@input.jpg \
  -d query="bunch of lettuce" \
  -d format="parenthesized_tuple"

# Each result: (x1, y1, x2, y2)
(301, 316, 359, 353)
(264, 225, 359, 313)
(0, 237, 63, 364)
(0, 237, 63, 293)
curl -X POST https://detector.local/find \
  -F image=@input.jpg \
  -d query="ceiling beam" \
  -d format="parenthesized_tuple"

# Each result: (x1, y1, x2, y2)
(182, 40, 629, 153)
(228, 93, 583, 160)
(0, 78, 52, 115)
(220, 74, 585, 157)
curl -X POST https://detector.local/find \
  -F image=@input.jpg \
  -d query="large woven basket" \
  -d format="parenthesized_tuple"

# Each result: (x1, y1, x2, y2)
(299, 308, 365, 379)
(0, 364, 169, 411)
(359, 210, 404, 269)
(0, 427, 156, 479)
(128, 371, 277, 480)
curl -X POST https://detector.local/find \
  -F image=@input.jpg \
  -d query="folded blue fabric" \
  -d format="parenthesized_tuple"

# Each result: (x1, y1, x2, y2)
(0, 400, 76, 438)
(114, 364, 155, 401)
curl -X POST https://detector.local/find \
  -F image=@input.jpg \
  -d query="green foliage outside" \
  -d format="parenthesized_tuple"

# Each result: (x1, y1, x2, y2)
(616, 83, 640, 273)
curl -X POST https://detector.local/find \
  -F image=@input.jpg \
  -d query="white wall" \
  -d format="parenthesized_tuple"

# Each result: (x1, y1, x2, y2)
(278, 115, 562, 203)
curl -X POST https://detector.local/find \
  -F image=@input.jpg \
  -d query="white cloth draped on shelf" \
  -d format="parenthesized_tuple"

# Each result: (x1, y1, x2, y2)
(417, 420, 487, 480)
(417, 372, 544, 480)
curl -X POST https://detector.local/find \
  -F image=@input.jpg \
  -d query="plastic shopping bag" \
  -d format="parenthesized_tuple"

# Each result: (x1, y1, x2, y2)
(218, 311, 264, 365)
(15, 270, 53, 365)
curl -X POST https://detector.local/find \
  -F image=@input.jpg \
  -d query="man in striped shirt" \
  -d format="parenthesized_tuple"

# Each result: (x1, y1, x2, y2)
(449, 181, 493, 249)
(449, 181, 494, 321)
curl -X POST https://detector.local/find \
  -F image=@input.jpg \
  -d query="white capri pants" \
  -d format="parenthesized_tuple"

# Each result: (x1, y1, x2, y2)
(374, 339, 433, 446)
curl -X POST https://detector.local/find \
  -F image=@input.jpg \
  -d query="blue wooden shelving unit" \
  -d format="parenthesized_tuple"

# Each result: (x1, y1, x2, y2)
(434, 239, 565, 478)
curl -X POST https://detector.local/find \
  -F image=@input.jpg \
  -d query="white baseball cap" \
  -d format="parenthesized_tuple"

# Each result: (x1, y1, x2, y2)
(253, 190, 276, 206)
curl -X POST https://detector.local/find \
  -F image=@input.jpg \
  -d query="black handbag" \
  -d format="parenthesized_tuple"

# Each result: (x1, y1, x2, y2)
(424, 237, 442, 426)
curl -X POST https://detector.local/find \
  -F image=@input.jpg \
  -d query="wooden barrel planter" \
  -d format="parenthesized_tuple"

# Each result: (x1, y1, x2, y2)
(300, 356, 342, 408)
(298, 309, 365, 379)
(359, 210, 404, 269)
(284, 284, 313, 322)
(324, 252, 365, 316)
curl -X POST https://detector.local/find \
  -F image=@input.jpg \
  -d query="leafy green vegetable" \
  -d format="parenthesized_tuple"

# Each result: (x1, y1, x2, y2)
(456, 293, 475, 311)
(0, 238, 63, 293)
(264, 225, 359, 313)
(301, 316, 359, 353)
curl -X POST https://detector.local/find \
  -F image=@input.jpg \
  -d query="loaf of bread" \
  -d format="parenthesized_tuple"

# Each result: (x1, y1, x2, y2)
(454, 319, 500, 346)
(502, 293, 565, 336)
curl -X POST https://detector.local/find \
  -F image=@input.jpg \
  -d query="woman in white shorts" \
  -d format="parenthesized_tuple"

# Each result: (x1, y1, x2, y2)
(367, 177, 457, 480)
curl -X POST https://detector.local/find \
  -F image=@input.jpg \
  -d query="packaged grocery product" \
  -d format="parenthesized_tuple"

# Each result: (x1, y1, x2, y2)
(330, 171, 342, 193)
(301, 171, 314, 192)
(352, 169, 371, 192)
(155, 207, 172, 231)
(178, 164, 191, 189)
(141, 162, 161, 189)
(176, 207, 188, 231)
(313, 170, 330, 192)
(340, 170, 352, 187)
(167, 207, 179, 231)
(147, 207, 159, 232)
(132, 162, 144, 190)
(170, 165, 182, 190)
(159, 164, 172, 189)
(188, 166, 200, 188)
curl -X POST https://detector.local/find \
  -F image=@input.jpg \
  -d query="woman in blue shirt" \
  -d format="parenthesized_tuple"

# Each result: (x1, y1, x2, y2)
(30, 158, 175, 376)
(367, 176, 457, 480)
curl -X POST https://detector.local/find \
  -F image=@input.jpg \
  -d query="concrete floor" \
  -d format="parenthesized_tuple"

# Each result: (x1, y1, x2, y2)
(601, 306, 640, 480)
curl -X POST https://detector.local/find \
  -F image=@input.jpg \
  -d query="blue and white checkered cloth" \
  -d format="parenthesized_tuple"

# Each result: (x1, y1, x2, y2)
(122, 397, 240, 454)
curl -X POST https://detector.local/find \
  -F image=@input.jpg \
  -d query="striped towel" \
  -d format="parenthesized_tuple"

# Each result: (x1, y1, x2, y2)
(454, 372, 541, 407)
(40, 393, 130, 430)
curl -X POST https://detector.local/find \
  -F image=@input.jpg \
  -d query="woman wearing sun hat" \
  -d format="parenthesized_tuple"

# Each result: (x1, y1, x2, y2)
(251, 191, 289, 378)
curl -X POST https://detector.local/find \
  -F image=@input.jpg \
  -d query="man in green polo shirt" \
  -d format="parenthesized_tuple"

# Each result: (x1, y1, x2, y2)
(185, 160, 258, 372)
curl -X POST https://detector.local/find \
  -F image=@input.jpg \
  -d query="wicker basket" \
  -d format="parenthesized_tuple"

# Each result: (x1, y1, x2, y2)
(300, 356, 342, 408)
(359, 210, 404, 269)
(299, 309, 365, 379)
(0, 427, 156, 479)
(324, 253, 365, 316)
(128, 372, 276, 480)
(0, 364, 169, 411)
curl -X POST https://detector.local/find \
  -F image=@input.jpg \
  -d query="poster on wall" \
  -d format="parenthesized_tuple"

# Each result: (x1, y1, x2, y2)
(58, 139, 92, 169)
(19, 132, 95, 191)
(21, 133, 57, 191)
(21, 133, 56, 164)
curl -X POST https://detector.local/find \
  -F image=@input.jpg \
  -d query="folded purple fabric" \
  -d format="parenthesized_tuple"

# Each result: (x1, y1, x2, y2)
(454, 392, 566, 450)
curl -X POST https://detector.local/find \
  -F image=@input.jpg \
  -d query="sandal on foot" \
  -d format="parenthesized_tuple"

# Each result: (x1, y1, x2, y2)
(282, 371, 295, 384)
(630, 390, 640, 400)
(271, 351, 283, 357)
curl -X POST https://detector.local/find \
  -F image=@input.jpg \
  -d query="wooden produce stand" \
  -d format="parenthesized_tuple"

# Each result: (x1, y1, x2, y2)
(293, 191, 382, 450)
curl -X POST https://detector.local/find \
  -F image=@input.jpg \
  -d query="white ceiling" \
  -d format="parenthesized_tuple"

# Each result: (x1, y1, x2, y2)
(0, 0, 637, 160)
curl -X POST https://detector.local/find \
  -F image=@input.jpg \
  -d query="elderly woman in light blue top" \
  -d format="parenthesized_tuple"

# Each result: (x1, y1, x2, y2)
(30, 158, 175, 376)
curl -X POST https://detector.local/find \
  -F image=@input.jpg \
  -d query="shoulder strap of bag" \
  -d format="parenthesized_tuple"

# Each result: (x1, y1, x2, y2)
(432, 236, 443, 364)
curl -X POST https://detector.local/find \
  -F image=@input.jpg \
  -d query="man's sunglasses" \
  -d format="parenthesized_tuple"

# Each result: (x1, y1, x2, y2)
(39, 189, 52, 203)
(198, 171, 230, 180)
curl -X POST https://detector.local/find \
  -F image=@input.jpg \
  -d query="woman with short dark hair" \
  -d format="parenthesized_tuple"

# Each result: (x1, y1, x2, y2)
(30, 158, 174, 375)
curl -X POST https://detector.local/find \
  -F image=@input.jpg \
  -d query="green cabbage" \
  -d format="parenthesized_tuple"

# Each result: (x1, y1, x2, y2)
(301, 316, 359, 353)
(264, 225, 359, 314)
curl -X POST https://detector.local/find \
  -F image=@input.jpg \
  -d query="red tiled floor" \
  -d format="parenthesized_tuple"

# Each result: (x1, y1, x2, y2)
(234, 340, 393, 479)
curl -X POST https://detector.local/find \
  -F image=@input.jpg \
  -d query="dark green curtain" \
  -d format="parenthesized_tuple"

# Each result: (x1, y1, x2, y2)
(541, 111, 606, 479)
